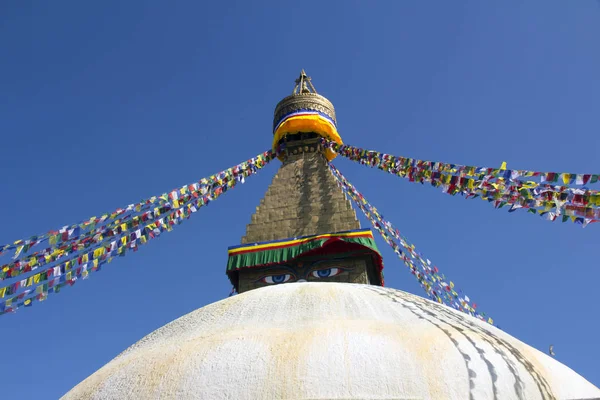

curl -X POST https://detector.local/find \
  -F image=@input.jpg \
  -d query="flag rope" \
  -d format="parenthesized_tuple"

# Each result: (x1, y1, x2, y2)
(328, 162, 493, 325)
(0, 151, 276, 259)
(0, 149, 276, 315)
(322, 139, 600, 226)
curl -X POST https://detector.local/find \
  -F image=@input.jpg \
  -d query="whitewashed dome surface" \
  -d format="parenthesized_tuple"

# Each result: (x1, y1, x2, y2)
(63, 283, 600, 400)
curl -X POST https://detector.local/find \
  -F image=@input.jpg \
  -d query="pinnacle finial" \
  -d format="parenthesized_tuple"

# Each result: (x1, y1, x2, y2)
(293, 69, 318, 95)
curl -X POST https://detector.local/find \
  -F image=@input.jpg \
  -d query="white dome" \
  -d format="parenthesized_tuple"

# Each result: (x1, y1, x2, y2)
(63, 283, 599, 400)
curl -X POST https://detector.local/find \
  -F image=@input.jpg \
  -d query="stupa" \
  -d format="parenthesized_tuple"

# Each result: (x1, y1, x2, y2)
(63, 71, 600, 400)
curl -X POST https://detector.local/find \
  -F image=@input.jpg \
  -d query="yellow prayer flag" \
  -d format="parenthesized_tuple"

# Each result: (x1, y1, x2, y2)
(14, 245, 24, 258)
(0, 287, 6, 298)
(93, 248, 104, 259)
(33, 274, 41, 284)
(500, 161, 507, 170)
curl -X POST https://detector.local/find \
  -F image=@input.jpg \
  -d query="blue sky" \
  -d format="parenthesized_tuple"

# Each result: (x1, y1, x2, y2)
(1, 1, 599, 398)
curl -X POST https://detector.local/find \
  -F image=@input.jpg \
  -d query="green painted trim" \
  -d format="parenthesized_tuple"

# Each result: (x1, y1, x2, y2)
(227, 236, 380, 271)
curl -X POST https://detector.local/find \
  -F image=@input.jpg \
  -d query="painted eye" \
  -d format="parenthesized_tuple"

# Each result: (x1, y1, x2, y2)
(260, 274, 293, 284)
(310, 268, 344, 279)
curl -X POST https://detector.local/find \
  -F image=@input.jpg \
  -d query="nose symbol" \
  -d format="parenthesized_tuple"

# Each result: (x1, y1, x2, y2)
(297, 279, 307, 283)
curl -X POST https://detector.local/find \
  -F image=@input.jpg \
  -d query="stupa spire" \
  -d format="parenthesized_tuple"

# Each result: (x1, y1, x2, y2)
(225, 72, 384, 293)
(292, 69, 318, 94)
(242, 71, 358, 246)
(272, 70, 341, 162)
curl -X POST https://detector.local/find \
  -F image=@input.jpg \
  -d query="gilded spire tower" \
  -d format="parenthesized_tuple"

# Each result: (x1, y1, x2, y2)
(226, 70, 384, 293)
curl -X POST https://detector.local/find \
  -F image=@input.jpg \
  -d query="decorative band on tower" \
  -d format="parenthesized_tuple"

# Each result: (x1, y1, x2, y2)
(272, 70, 343, 161)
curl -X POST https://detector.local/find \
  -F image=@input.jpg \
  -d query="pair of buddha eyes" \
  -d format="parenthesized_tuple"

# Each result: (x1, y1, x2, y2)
(258, 267, 347, 284)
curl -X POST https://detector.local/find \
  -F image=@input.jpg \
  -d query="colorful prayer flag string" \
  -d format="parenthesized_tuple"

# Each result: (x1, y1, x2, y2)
(0, 149, 276, 315)
(321, 140, 600, 226)
(0, 151, 277, 259)
(328, 162, 493, 325)
(0, 149, 280, 281)
(323, 140, 599, 185)
(0, 180, 237, 283)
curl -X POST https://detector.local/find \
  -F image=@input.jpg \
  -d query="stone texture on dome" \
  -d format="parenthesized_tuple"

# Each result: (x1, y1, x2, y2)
(63, 283, 600, 400)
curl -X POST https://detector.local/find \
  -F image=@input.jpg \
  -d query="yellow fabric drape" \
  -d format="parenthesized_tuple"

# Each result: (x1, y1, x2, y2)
(272, 115, 343, 161)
